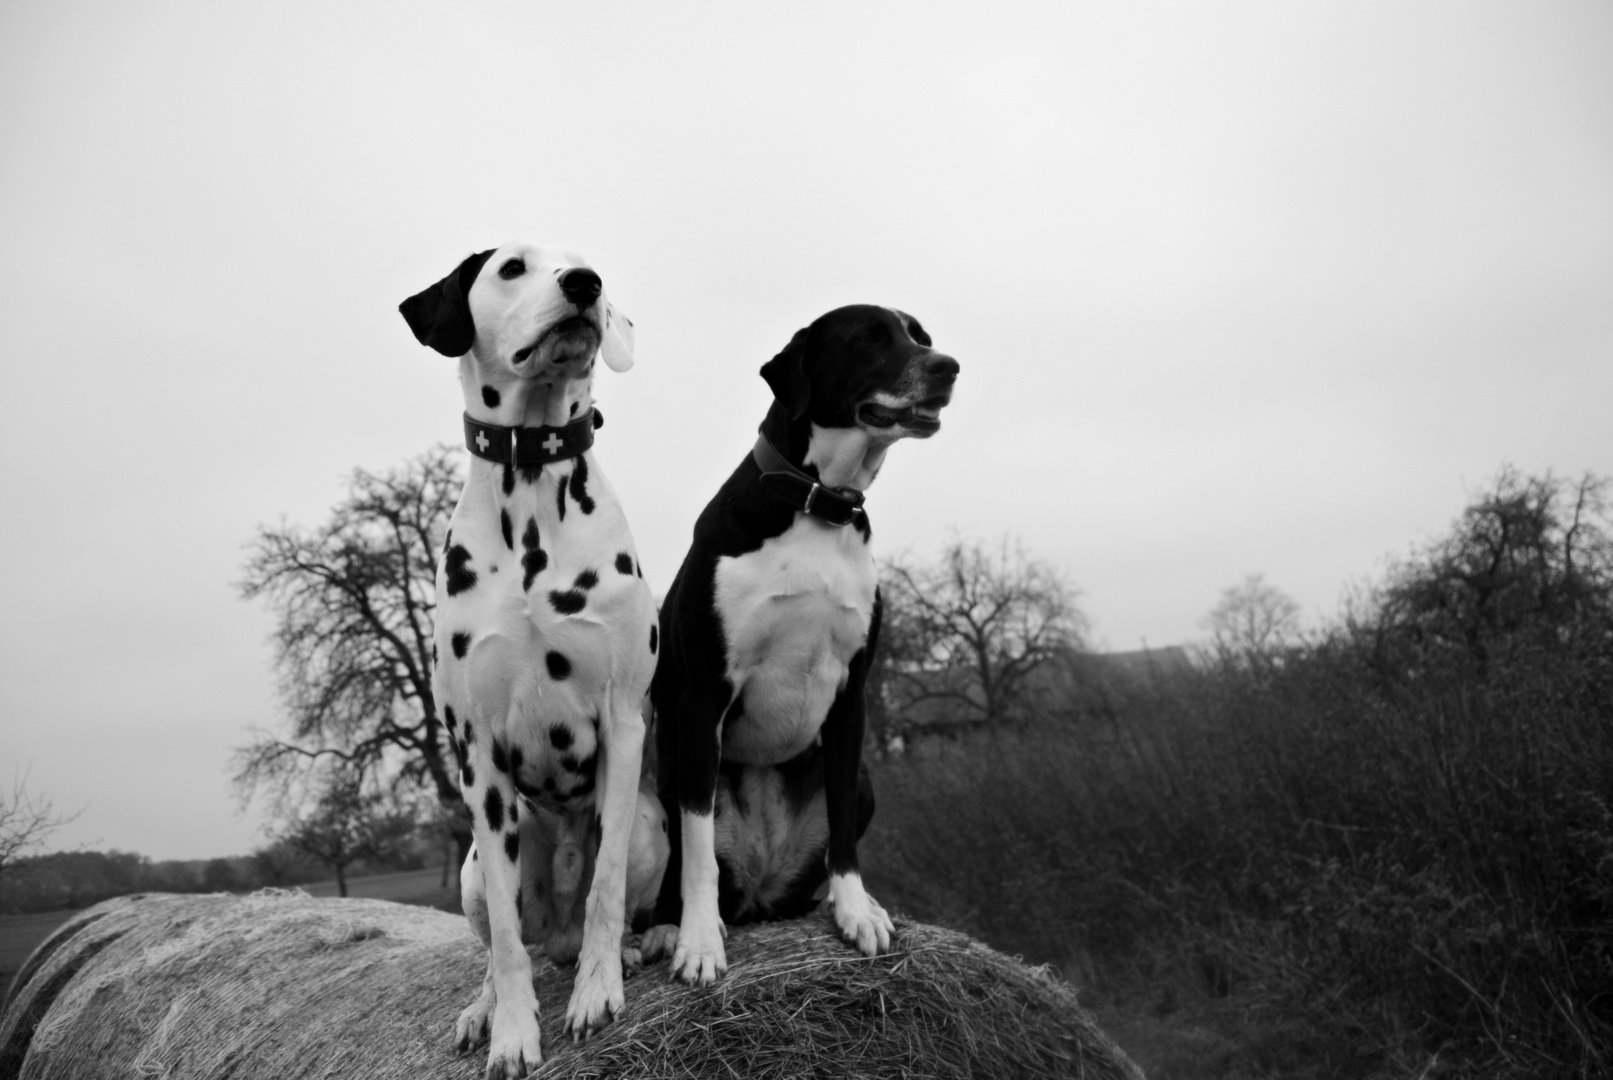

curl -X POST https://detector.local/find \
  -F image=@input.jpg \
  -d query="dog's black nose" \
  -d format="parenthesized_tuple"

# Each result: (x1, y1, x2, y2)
(925, 354, 960, 383)
(559, 268, 602, 309)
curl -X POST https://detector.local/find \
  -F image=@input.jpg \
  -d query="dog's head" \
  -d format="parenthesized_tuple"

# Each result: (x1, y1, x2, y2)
(399, 242, 635, 380)
(760, 305, 958, 440)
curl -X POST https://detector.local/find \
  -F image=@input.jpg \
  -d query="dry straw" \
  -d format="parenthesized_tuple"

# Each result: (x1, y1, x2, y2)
(3, 890, 1142, 1079)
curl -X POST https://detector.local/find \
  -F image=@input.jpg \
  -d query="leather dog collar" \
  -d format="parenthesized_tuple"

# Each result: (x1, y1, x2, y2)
(464, 409, 602, 467)
(752, 435, 866, 527)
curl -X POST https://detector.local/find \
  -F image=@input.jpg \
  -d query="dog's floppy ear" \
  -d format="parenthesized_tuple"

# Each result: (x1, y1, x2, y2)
(760, 326, 812, 419)
(398, 249, 495, 357)
(600, 301, 636, 372)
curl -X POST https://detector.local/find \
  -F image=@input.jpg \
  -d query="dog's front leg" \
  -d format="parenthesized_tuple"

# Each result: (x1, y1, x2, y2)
(466, 749, 543, 1078)
(454, 844, 498, 1051)
(669, 680, 733, 985)
(820, 619, 894, 956)
(564, 686, 644, 1040)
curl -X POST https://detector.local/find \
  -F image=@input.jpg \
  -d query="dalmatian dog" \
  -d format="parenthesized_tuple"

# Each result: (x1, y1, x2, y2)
(399, 243, 664, 1078)
(643, 305, 959, 985)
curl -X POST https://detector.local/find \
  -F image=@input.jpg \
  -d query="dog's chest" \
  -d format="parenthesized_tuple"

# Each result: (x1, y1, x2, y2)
(435, 457, 653, 755)
(713, 516, 875, 764)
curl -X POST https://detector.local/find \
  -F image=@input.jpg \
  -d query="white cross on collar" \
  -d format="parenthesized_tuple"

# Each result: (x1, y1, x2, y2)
(474, 430, 490, 453)
(542, 432, 565, 455)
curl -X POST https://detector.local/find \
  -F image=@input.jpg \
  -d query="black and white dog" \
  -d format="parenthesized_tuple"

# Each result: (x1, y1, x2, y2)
(400, 243, 663, 1077)
(645, 305, 959, 984)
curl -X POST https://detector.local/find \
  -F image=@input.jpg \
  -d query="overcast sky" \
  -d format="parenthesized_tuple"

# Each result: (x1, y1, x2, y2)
(3, 1, 1609, 860)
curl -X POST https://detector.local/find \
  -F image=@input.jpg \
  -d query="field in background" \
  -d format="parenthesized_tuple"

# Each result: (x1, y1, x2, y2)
(861, 645, 1612, 1079)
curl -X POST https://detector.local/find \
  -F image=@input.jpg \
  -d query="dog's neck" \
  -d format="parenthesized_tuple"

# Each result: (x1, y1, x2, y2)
(460, 358, 595, 433)
(759, 403, 899, 492)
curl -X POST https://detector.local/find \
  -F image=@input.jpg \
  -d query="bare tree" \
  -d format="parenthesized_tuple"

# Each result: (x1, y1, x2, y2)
(879, 535, 1086, 731)
(1203, 573, 1303, 665)
(279, 772, 418, 898)
(236, 446, 469, 859)
(0, 768, 79, 880)
(1369, 468, 1613, 678)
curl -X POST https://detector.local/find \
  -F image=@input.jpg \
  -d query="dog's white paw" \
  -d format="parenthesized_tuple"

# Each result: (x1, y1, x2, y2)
(671, 913, 728, 986)
(485, 1000, 542, 1079)
(564, 952, 623, 1042)
(453, 990, 494, 1053)
(639, 923, 679, 963)
(829, 879, 894, 956)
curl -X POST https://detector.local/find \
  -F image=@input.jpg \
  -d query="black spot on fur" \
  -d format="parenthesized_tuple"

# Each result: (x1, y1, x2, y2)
(484, 788, 504, 832)
(615, 552, 634, 575)
(500, 509, 513, 550)
(461, 759, 476, 787)
(520, 463, 544, 485)
(444, 705, 457, 733)
(560, 755, 579, 772)
(451, 632, 471, 659)
(574, 569, 598, 591)
(504, 832, 520, 862)
(649, 624, 658, 653)
(443, 528, 452, 555)
(555, 474, 568, 520)
(549, 726, 573, 751)
(570, 401, 579, 416)
(509, 745, 524, 773)
(492, 740, 509, 773)
(575, 752, 597, 777)
(463, 723, 475, 745)
(432, 642, 438, 665)
(569, 773, 596, 799)
(508, 801, 518, 824)
(521, 518, 547, 591)
(445, 545, 477, 596)
(570, 455, 596, 514)
(546, 651, 571, 680)
(502, 463, 515, 496)
(482, 385, 500, 408)
(515, 888, 522, 918)
(549, 589, 586, 615)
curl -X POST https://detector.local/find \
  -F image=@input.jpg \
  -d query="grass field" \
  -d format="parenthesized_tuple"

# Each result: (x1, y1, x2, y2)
(0, 867, 462, 996)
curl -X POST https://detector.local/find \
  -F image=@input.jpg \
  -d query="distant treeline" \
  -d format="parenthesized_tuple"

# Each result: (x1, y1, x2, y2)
(0, 838, 443, 915)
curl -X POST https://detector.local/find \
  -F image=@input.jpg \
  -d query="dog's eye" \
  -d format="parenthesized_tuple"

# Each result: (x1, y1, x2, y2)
(907, 320, 932, 347)
(859, 323, 892, 347)
(498, 258, 526, 280)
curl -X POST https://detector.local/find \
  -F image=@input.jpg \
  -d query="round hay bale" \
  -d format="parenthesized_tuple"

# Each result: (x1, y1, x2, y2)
(2, 890, 1143, 1080)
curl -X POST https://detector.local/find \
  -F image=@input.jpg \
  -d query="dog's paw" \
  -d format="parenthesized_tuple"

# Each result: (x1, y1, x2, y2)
(620, 933, 645, 974)
(639, 923, 679, 963)
(671, 914, 728, 986)
(564, 952, 624, 1042)
(829, 884, 895, 956)
(453, 993, 493, 1053)
(485, 1000, 542, 1079)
